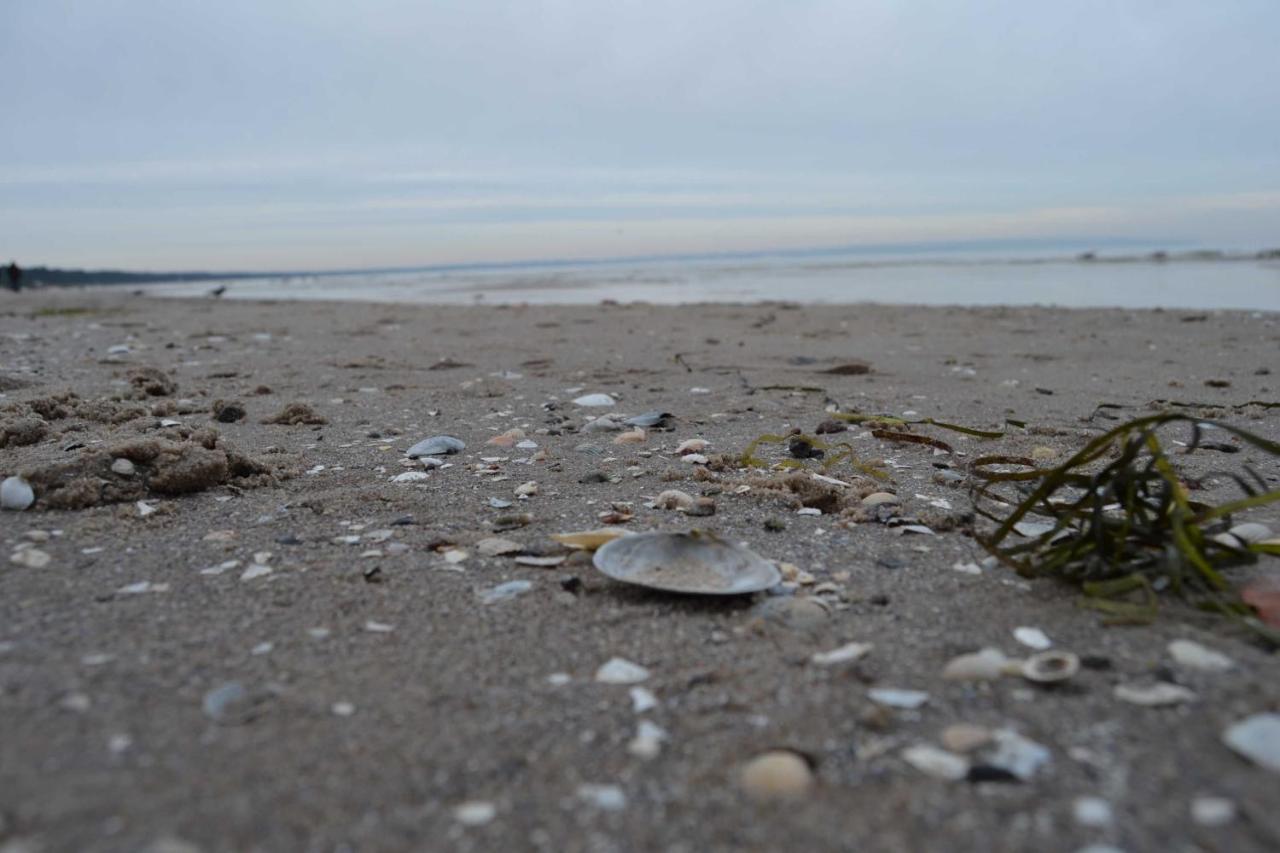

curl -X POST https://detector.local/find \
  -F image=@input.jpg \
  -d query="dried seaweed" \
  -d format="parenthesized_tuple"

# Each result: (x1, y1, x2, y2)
(970, 413, 1280, 643)
(832, 410, 1024, 439)
(740, 433, 887, 481)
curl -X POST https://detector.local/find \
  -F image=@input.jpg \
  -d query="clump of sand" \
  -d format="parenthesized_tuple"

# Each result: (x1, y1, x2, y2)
(19, 429, 286, 510)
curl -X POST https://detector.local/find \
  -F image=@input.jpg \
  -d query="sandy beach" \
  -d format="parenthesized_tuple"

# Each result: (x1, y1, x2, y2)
(2, 290, 1279, 852)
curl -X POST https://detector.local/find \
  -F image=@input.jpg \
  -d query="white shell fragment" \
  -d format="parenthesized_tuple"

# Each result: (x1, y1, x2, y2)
(942, 648, 1012, 681)
(902, 744, 970, 780)
(573, 393, 616, 407)
(628, 719, 668, 760)
(405, 435, 465, 457)
(1, 476, 35, 511)
(481, 580, 531, 604)
(1222, 713, 1280, 773)
(592, 531, 781, 595)
(595, 657, 650, 684)
(453, 800, 497, 826)
(1168, 639, 1235, 671)
(1114, 681, 1196, 706)
(1013, 626, 1052, 650)
(811, 642, 874, 667)
(981, 730, 1051, 781)
(868, 688, 930, 709)
(1228, 522, 1272, 545)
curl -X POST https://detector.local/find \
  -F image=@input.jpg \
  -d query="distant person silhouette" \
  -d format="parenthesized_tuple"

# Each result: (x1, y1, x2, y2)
(5, 262, 21, 293)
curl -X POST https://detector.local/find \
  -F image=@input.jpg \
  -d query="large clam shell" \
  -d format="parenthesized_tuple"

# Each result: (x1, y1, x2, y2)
(592, 531, 780, 595)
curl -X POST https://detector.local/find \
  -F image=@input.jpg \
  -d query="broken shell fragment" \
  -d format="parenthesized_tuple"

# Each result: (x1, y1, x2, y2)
(625, 411, 671, 428)
(406, 435, 465, 457)
(592, 530, 781, 595)
(550, 528, 630, 551)
(942, 648, 1011, 681)
(573, 393, 616, 407)
(613, 428, 646, 445)
(654, 490, 695, 511)
(676, 439, 708, 455)
(1019, 650, 1080, 684)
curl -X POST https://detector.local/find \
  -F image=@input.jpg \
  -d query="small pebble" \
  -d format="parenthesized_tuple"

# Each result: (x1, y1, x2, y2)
(868, 688, 929, 709)
(576, 783, 627, 810)
(595, 657, 650, 684)
(1190, 796, 1236, 827)
(1, 476, 35, 511)
(1221, 713, 1280, 773)
(1073, 797, 1114, 828)
(740, 750, 814, 801)
(902, 744, 969, 781)
(453, 800, 497, 826)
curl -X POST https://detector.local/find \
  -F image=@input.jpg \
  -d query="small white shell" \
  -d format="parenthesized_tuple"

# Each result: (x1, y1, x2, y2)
(405, 435, 465, 457)
(592, 531, 780, 595)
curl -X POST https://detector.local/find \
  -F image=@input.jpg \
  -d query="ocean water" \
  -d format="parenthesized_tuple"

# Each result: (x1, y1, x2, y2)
(137, 250, 1280, 311)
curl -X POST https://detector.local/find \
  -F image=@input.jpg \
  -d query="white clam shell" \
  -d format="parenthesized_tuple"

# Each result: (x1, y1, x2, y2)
(592, 531, 780, 595)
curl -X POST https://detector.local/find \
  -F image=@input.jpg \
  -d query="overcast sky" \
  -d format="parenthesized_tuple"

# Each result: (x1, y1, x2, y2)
(3, 0, 1278, 270)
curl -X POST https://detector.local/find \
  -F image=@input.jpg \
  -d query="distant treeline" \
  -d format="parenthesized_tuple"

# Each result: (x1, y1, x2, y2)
(23, 267, 258, 286)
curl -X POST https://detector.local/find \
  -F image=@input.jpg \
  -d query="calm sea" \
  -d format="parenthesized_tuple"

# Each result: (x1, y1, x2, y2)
(137, 248, 1280, 311)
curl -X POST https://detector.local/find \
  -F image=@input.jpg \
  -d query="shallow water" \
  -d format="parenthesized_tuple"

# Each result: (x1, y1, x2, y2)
(138, 254, 1280, 311)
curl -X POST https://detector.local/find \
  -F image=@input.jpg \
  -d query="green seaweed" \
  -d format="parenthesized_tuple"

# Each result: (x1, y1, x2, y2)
(971, 412, 1280, 643)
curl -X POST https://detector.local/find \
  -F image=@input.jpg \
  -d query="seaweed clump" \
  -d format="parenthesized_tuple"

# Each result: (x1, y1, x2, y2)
(970, 413, 1280, 643)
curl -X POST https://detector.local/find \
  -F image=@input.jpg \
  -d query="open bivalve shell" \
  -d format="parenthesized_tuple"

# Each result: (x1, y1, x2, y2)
(592, 531, 781, 595)
(1019, 650, 1080, 684)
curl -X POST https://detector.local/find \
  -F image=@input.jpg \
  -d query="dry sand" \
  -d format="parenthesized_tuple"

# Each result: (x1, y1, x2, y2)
(1, 291, 1278, 852)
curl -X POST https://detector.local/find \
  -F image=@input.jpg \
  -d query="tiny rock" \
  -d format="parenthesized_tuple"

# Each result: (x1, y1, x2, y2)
(453, 800, 497, 827)
(868, 688, 929, 709)
(942, 648, 1011, 681)
(811, 642, 873, 667)
(1190, 796, 1236, 827)
(613, 428, 646, 445)
(941, 724, 993, 754)
(1013, 626, 1052, 650)
(1073, 797, 1114, 828)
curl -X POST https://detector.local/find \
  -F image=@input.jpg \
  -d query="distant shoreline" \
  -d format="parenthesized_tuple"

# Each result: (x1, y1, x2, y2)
(22, 243, 1280, 288)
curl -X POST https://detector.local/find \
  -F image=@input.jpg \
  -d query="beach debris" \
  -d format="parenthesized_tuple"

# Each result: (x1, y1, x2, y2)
(111, 458, 136, 476)
(514, 555, 565, 568)
(595, 657, 650, 684)
(492, 513, 533, 531)
(1013, 626, 1052, 650)
(811, 642, 873, 667)
(453, 801, 497, 827)
(627, 720, 667, 760)
(406, 435, 465, 457)
(262, 402, 327, 425)
(442, 548, 470, 565)
(629, 686, 658, 713)
(613, 428, 646, 445)
(861, 492, 900, 508)
(1167, 639, 1235, 671)
(1221, 713, 1280, 772)
(332, 701, 356, 717)
(1242, 575, 1280, 628)
(1114, 681, 1195, 706)
(481, 580, 532, 604)
(868, 688, 929, 710)
(654, 489, 695, 511)
(514, 481, 538, 497)
(576, 784, 627, 811)
(391, 471, 430, 484)
(740, 750, 814, 802)
(1, 476, 35, 510)
(550, 528, 628, 551)
(211, 399, 246, 423)
(592, 531, 781, 595)
(1191, 796, 1237, 827)
(625, 411, 671, 428)
(10, 548, 51, 568)
(942, 648, 1012, 681)
(940, 723, 993, 753)
(682, 453, 709, 465)
(902, 744, 969, 781)
(971, 412, 1280, 640)
(755, 596, 830, 631)
(821, 361, 871, 375)
(582, 416, 624, 433)
(202, 681, 259, 725)
(675, 438, 708, 455)
(1020, 651, 1080, 684)
(127, 365, 177, 397)
(974, 730, 1051, 782)
(477, 537, 523, 557)
(1073, 797, 1114, 828)
(486, 428, 525, 447)
(573, 393, 616, 407)
(814, 419, 847, 435)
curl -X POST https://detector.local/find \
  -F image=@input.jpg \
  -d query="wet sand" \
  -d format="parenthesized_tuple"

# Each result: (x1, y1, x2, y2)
(1, 291, 1278, 852)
